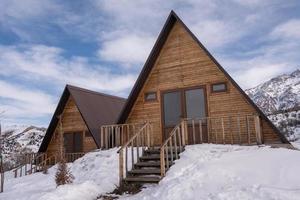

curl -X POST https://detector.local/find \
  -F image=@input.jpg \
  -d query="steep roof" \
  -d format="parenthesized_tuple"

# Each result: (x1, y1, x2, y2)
(39, 85, 126, 152)
(117, 10, 289, 143)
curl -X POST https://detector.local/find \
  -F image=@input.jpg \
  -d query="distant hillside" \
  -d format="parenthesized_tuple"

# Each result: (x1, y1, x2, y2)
(245, 69, 300, 141)
(1, 125, 46, 170)
(245, 69, 300, 114)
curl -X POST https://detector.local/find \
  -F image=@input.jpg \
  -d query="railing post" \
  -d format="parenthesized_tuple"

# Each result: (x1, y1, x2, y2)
(181, 120, 186, 146)
(100, 127, 103, 149)
(119, 149, 124, 185)
(160, 148, 166, 177)
(221, 118, 225, 144)
(254, 115, 262, 144)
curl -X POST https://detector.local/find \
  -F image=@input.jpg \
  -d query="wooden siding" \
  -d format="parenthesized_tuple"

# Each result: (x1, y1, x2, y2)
(46, 97, 97, 156)
(126, 21, 281, 145)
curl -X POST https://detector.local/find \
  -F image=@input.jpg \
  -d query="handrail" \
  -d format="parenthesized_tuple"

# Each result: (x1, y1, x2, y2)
(160, 120, 185, 177)
(13, 153, 46, 178)
(117, 123, 149, 153)
(160, 114, 262, 176)
(100, 123, 144, 149)
(118, 122, 152, 184)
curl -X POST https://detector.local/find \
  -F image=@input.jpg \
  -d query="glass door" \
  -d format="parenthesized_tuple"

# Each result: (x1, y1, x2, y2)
(162, 87, 208, 143)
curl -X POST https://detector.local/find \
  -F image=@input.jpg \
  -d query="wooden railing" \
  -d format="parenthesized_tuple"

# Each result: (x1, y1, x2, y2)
(160, 114, 262, 177)
(13, 152, 86, 178)
(160, 120, 186, 177)
(13, 153, 46, 178)
(100, 123, 144, 149)
(65, 152, 85, 163)
(182, 114, 262, 145)
(118, 122, 152, 184)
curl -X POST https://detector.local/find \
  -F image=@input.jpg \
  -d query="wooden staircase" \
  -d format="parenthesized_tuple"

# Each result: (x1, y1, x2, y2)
(124, 147, 183, 184)
(117, 121, 187, 185)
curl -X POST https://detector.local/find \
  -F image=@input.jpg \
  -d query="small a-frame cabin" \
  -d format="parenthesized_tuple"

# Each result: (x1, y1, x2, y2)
(100, 11, 290, 184)
(38, 85, 126, 162)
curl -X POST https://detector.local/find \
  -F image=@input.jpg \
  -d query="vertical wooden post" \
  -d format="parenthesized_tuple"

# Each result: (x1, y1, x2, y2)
(237, 116, 241, 144)
(181, 120, 186, 146)
(199, 120, 203, 144)
(229, 116, 233, 144)
(254, 115, 262, 144)
(192, 120, 196, 144)
(246, 116, 251, 145)
(119, 149, 124, 185)
(221, 118, 225, 144)
(207, 118, 210, 143)
(100, 127, 103, 149)
(160, 148, 166, 177)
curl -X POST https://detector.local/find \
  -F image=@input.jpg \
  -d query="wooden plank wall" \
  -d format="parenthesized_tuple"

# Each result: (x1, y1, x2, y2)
(126, 21, 281, 145)
(46, 97, 98, 156)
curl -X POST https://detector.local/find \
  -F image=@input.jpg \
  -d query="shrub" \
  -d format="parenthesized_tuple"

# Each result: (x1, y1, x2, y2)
(55, 158, 74, 187)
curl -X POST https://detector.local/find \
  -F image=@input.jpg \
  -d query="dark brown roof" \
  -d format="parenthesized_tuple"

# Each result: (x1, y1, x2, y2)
(117, 10, 289, 143)
(39, 85, 126, 152)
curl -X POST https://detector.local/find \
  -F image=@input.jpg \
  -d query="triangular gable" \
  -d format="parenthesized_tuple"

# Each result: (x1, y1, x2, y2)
(39, 85, 126, 152)
(117, 10, 288, 143)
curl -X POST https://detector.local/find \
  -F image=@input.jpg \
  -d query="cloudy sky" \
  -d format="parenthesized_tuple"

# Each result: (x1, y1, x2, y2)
(0, 0, 299, 127)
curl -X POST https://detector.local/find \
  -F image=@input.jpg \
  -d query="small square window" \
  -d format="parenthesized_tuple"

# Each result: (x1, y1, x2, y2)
(144, 92, 157, 102)
(211, 83, 227, 93)
(85, 131, 92, 137)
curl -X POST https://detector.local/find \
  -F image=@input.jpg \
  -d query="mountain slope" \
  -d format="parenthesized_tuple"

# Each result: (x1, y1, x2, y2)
(245, 69, 300, 141)
(245, 69, 300, 114)
(1, 125, 46, 170)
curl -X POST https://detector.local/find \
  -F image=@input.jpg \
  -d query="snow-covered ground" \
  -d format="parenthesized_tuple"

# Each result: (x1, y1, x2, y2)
(0, 148, 119, 200)
(1, 145, 300, 200)
(122, 144, 300, 200)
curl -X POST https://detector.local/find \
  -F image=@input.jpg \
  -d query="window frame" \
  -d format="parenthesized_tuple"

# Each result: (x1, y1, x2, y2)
(211, 82, 228, 93)
(85, 130, 92, 137)
(144, 91, 157, 102)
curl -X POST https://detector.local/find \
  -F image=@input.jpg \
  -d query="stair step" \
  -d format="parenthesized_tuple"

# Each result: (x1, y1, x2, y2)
(135, 161, 161, 167)
(140, 155, 180, 161)
(129, 169, 161, 175)
(124, 176, 161, 183)
(143, 148, 184, 155)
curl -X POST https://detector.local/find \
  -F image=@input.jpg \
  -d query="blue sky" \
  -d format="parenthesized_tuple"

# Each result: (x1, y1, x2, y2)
(0, 0, 300, 127)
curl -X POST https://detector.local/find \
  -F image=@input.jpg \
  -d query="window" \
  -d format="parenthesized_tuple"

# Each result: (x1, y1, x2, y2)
(211, 82, 227, 93)
(144, 92, 157, 102)
(85, 131, 92, 137)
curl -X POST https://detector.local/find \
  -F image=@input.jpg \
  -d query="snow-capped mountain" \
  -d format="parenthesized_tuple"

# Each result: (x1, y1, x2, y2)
(1, 125, 46, 170)
(245, 69, 300, 114)
(245, 69, 300, 141)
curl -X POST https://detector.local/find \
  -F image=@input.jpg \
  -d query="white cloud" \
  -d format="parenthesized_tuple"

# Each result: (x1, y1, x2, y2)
(191, 20, 245, 48)
(0, 80, 56, 126)
(98, 35, 155, 66)
(270, 19, 300, 40)
(0, 44, 136, 93)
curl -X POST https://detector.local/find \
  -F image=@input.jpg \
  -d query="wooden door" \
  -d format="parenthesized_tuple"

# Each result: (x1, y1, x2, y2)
(161, 87, 208, 144)
(63, 132, 83, 153)
(184, 88, 208, 144)
(64, 133, 73, 153)
(162, 90, 183, 140)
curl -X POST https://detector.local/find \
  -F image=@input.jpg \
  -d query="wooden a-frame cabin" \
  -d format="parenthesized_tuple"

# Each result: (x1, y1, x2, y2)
(13, 11, 290, 182)
(38, 85, 125, 161)
(100, 11, 290, 184)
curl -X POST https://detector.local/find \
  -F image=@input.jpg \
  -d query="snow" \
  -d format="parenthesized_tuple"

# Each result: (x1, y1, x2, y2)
(0, 148, 119, 200)
(2, 144, 300, 200)
(122, 144, 300, 200)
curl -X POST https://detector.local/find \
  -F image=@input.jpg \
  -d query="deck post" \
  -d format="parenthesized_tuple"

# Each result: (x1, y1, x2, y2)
(119, 149, 124, 185)
(181, 120, 186, 146)
(254, 115, 262, 144)
(221, 118, 225, 144)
